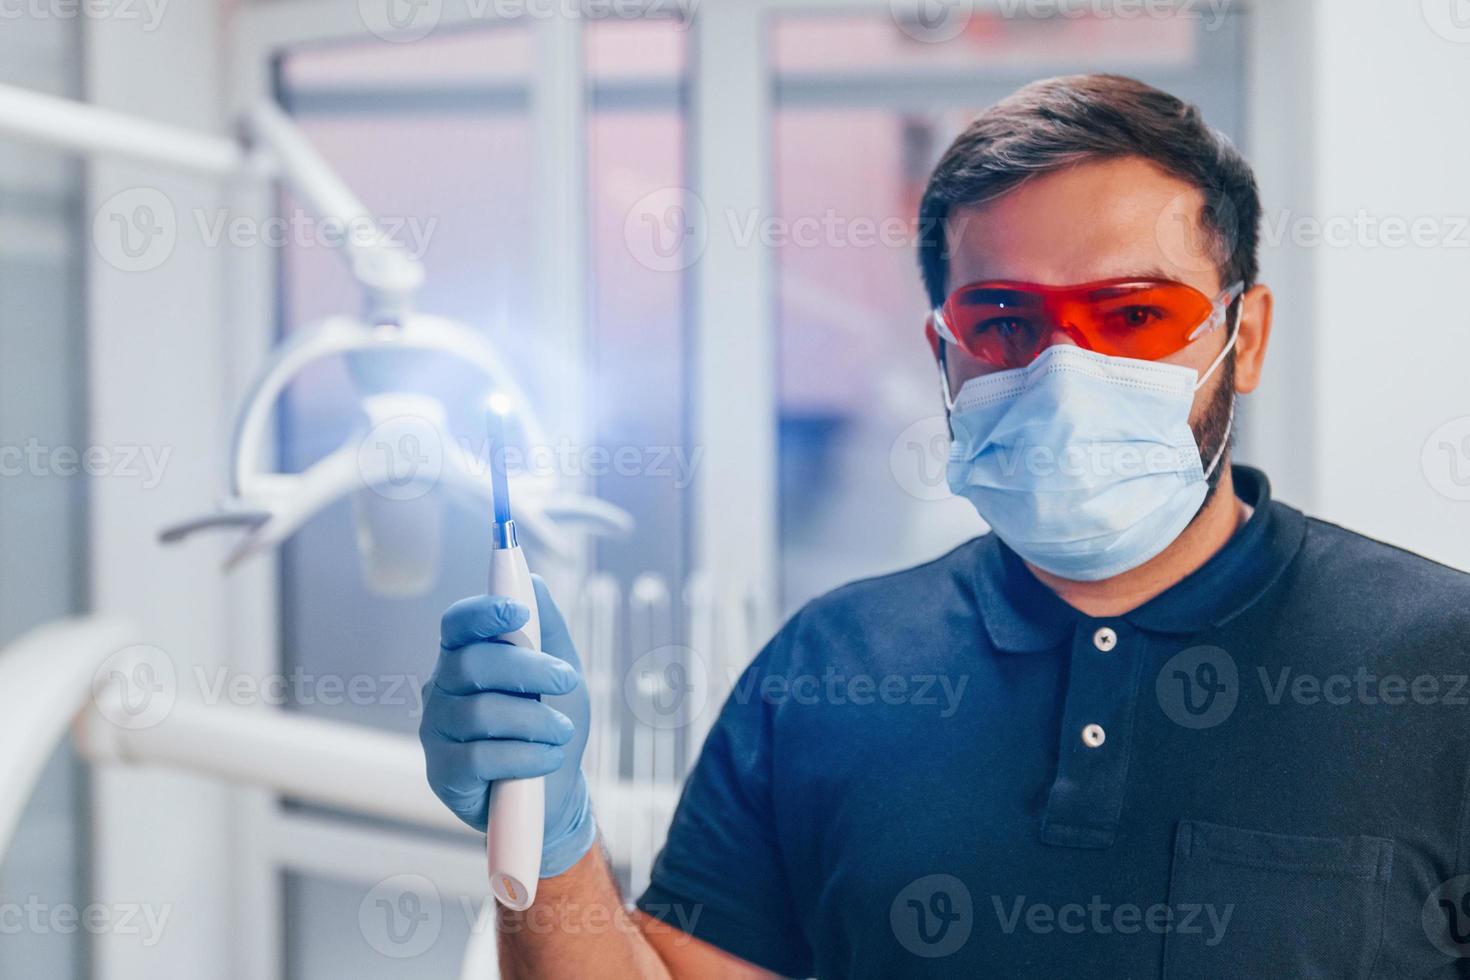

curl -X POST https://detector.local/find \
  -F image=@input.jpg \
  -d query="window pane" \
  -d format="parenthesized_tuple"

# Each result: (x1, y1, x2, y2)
(771, 9, 1246, 615)
(0, 15, 87, 980)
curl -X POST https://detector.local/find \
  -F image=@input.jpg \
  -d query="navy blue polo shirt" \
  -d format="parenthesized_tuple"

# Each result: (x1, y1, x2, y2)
(636, 467, 1470, 978)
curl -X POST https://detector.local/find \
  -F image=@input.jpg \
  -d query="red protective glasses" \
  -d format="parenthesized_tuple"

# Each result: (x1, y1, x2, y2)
(932, 277, 1245, 370)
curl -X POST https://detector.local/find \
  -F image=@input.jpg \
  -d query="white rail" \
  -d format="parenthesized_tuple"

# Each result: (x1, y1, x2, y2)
(1, 566, 749, 973)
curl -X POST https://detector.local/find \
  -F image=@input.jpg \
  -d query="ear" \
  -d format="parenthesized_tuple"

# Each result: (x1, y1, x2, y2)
(924, 314, 943, 362)
(1232, 284, 1274, 395)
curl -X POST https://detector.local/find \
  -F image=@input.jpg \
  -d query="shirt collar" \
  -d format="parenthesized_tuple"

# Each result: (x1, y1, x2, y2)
(970, 466, 1307, 652)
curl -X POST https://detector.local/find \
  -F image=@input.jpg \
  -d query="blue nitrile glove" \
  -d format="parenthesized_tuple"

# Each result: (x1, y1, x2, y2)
(420, 575, 596, 878)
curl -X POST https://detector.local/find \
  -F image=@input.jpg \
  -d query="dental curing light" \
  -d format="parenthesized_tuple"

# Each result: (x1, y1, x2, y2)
(484, 393, 544, 911)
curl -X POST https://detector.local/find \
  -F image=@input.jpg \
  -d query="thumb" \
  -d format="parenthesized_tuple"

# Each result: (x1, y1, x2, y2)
(440, 594, 531, 650)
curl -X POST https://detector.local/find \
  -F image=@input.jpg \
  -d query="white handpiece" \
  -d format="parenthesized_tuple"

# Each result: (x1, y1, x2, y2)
(485, 536, 543, 911)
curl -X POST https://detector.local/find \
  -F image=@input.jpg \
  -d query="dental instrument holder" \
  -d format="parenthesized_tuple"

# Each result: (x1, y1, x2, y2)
(485, 516, 545, 910)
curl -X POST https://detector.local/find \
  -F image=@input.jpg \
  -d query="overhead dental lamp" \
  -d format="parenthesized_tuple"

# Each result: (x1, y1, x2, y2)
(0, 86, 632, 595)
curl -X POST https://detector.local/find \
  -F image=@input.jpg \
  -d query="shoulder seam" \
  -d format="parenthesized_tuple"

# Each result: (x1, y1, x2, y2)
(1304, 516, 1470, 580)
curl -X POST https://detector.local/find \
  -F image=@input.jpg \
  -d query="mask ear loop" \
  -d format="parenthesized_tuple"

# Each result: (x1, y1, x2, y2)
(1193, 283, 1246, 391)
(1200, 296, 1245, 481)
(938, 342, 956, 412)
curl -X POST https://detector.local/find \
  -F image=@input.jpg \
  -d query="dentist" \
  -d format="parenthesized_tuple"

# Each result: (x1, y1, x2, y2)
(420, 74, 1470, 977)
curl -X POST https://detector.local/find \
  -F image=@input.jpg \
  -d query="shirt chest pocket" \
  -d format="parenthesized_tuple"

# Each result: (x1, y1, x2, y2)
(1163, 820, 1394, 980)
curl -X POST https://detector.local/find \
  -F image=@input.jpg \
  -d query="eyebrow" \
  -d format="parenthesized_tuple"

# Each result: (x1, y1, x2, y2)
(951, 268, 1180, 304)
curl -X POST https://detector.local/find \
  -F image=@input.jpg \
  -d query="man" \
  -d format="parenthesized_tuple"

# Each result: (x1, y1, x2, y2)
(420, 75, 1470, 977)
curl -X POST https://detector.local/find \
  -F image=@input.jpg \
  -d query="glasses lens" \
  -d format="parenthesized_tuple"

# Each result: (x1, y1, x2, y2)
(944, 287, 1048, 369)
(942, 280, 1217, 366)
(1072, 282, 1215, 361)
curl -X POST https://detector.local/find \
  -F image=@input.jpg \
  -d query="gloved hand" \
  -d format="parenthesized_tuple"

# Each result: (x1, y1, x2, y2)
(420, 576, 596, 878)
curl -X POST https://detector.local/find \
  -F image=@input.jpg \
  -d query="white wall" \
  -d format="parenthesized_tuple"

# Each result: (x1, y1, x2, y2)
(1307, 0, 1470, 572)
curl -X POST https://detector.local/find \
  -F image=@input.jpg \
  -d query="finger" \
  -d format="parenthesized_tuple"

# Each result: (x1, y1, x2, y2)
(432, 642, 580, 696)
(440, 594, 531, 650)
(531, 575, 579, 670)
(469, 738, 565, 781)
(427, 690, 575, 746)
(422, 736, 566, 801)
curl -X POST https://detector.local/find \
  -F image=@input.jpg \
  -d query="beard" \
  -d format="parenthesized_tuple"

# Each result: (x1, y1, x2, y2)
(1191, 351, 1237, 514)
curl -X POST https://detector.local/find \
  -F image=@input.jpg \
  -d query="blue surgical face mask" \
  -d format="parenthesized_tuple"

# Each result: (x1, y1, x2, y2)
(944, 313, 1239, 582)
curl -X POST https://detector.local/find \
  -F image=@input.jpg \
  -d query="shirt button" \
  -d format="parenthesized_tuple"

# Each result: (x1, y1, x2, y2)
(1093, 627, 1118, 652)
(1082, 723, 1106, 748)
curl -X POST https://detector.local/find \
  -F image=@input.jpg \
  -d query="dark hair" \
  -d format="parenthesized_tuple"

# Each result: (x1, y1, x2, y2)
(917, 73, 1261, 308)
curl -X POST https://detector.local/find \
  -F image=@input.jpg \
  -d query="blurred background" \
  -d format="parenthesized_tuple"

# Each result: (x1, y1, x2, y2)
(1, 0, 1467, 977)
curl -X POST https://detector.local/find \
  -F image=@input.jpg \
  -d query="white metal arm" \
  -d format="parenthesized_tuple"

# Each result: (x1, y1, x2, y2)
(0, 83, 250, 178)
(0, 83, 421, 322)
(0, 616, 140, 858)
